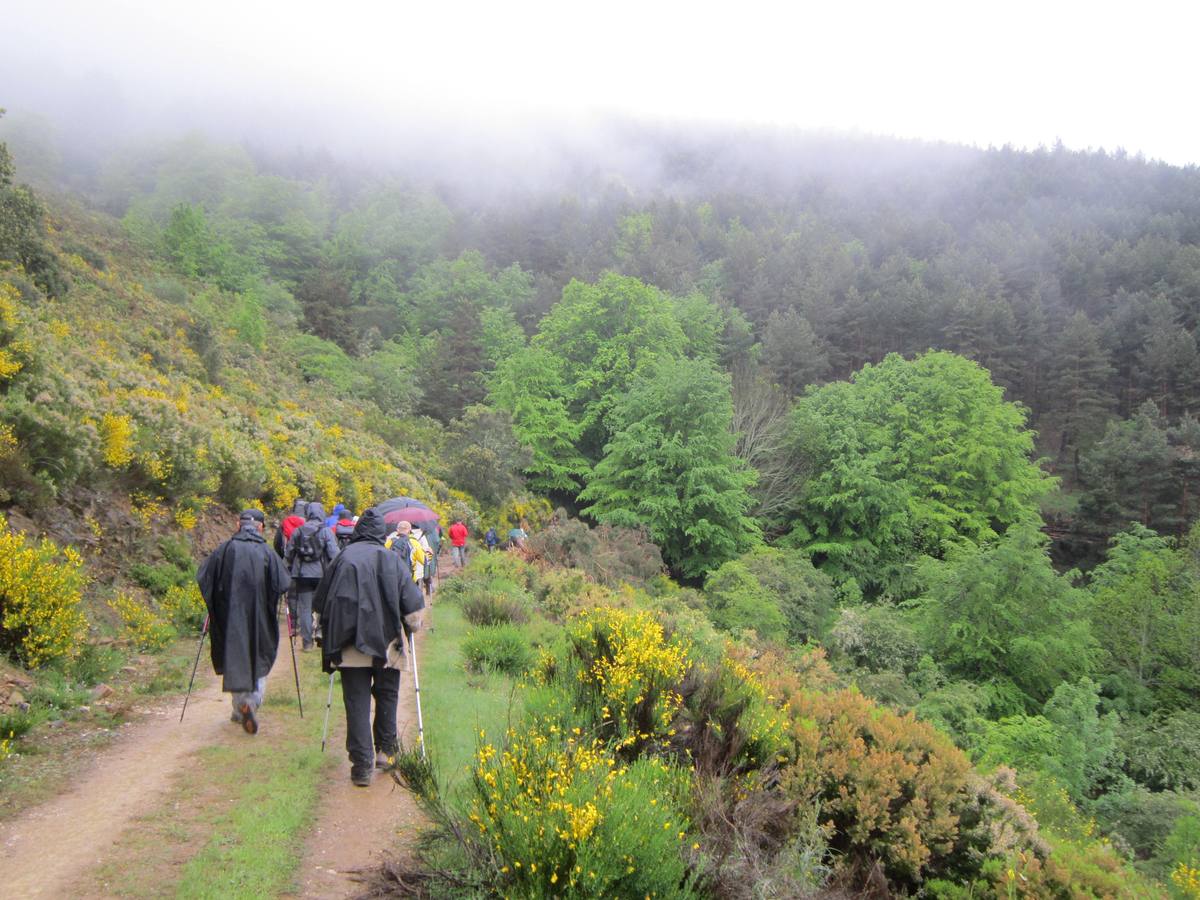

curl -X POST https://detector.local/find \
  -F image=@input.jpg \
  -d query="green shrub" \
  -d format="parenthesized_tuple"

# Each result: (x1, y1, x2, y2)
(130, 561, 192, 597)
(463, 624, 534, 675)
(460, 580, 530, 627)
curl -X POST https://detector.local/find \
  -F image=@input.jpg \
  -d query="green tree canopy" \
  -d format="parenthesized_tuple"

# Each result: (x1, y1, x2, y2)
(786, 351, 1052, 597)
(915, 520, 1096, 711)
(579, 356, 759, 579)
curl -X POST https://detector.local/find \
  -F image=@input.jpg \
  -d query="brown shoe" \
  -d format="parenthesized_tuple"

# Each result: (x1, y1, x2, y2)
(239, 702, 258, 735)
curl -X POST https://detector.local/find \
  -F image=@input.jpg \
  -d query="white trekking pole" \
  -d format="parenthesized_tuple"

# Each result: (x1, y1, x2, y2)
(409, 633, 426, 760)
(320, 671, 336, 752)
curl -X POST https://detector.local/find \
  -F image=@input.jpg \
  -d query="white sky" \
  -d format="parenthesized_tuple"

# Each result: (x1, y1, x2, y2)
(3, 0, 1197, 164)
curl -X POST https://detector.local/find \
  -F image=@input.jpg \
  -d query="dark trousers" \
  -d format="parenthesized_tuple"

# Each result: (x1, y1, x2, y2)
(295, 578, 320, 644)
(340, 666, 400, 768)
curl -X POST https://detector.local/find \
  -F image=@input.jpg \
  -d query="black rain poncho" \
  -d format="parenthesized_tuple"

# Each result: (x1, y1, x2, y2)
(196, 524, 292, 693)
(314, 507, 424, 673)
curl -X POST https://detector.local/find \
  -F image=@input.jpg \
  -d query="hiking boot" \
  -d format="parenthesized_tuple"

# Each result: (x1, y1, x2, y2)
(375, 751, 393, 769)
(230, 711, 243, 724)
(350, 765, 373, 787)
(302, 641, 314, 652)
(239, 702, 258, 735)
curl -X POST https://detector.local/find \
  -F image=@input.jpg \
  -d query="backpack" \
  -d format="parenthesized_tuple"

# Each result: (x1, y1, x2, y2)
(390, 533, 413, 569)
(333, 521, 355, 550)
(295, 522, 322, 562)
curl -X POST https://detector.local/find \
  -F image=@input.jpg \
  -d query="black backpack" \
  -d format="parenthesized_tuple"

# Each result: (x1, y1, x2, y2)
(334, 522, 355, 550)
(295, 522, 322, 562)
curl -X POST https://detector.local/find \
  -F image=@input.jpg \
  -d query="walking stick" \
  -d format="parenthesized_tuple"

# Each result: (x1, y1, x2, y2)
(280, 595, 304, 718)
(180, 614, 210, 723)
(410, 632, 426, 761)
(320, 671, 336, 752)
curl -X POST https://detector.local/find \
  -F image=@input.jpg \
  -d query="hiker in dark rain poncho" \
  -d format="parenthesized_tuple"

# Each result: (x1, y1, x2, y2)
(314, 507, 424, 786)
(196, 509, 291, 734)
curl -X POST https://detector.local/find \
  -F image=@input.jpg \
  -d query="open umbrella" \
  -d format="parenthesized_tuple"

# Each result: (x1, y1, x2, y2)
(383, 505, 440, 526)
(376, 496, 431, 518)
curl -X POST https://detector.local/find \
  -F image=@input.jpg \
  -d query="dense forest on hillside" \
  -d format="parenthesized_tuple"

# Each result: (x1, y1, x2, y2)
(1, 111, 1198, 895)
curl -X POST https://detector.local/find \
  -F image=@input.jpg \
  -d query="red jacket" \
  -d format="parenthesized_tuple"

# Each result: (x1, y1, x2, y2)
(281, 514, 305, 540)
(448, 522, 468, 546)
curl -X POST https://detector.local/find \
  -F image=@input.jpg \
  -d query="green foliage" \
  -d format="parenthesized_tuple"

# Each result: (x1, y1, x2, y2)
(1088, 524, 1200, 712)
(827, 603, 923, 673)
(916, 520, 1096, 709)
(1118, 710, 1200, 793)
(532, 273, 690, 459)
(981, 679, 1119, 801)
(462, 624, 535, 675)
(702, 560, 787, 642)
(442, 405, 529, 508)
(787, 351, 1051, 597)
(490, 346, 590, 493)
(580, 356, 759, 579)
(459, 581, 531, 627)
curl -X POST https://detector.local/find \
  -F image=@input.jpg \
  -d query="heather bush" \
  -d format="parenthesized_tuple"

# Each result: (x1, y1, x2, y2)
(784, 687, 973, 887)
(525, 516, 664, 588)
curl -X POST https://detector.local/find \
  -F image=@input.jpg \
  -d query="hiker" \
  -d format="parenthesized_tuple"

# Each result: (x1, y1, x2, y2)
(274, 499, 308, 636)
(421, 523, 442, 593)
(196, 509, 291, 735)
(325, 503, 348, 529)
(484, 526, 499, 552)
(332, 509, 357, 550)
(388, 521, 426, 583)
(314, 507, 424, 786)
(448, 519, 469, 567)
(286, 501, 340, 651)
(507, 524, 528, 549)
(411, 525, 435, 600)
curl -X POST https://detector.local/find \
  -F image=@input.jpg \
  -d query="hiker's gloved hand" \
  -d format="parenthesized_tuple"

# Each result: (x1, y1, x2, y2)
(385, 637, 404, 670)
(403, 611, 423, 634)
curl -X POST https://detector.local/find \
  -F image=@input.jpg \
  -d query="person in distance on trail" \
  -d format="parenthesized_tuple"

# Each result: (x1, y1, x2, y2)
(411, 525, 435, 601)
(484, 526, 499, 552)
(286, 501, 339, 651)
(274, 498, 309, 636)
(448, 518, 469, 567)
(314, 507, 424, 787)
(196, 509, 291, 735)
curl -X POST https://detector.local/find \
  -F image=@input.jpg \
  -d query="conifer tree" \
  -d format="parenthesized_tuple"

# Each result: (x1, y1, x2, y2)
(579, 356, 759, 579)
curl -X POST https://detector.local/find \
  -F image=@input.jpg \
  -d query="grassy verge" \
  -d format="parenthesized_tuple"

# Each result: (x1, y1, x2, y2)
(84, 647, 333, 898)
(420, 597, 520, 801)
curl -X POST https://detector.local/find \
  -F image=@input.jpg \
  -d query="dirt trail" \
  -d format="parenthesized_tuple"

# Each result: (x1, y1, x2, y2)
(293, 638, 427, 899)
(0, 667, 229, 899)
(0, 555, 457, 899)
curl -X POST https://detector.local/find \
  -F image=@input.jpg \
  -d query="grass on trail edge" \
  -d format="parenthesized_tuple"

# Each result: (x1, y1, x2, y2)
(172, 650, 331, 900)
(418, 596, 519, 803)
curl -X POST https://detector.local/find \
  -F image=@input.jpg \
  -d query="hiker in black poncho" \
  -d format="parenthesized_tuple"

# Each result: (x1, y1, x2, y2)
(314, 507, 424, 786)
(196, 509, 291, 735)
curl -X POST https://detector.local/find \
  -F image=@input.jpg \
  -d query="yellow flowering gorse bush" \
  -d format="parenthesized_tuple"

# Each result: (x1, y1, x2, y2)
(0, 514, 89, 666)
(108, 592, 175, 650)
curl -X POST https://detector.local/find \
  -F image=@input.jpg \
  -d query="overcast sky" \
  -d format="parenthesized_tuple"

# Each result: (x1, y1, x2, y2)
(3, 0, 1196, 164)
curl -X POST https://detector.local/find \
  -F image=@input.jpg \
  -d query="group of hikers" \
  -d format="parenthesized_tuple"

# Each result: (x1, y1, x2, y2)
(194, 500, 482, 787)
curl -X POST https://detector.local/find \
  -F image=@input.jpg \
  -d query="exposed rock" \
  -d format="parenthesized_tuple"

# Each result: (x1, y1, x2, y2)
(90, 683, 115, 701)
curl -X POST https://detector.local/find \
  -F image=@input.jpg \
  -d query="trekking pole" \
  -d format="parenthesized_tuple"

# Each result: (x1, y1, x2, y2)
(320, 670, 336, 752)
(283, 597, 304, 718)
(180, 614, 210, 723)
(410, 632, 426, 761)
